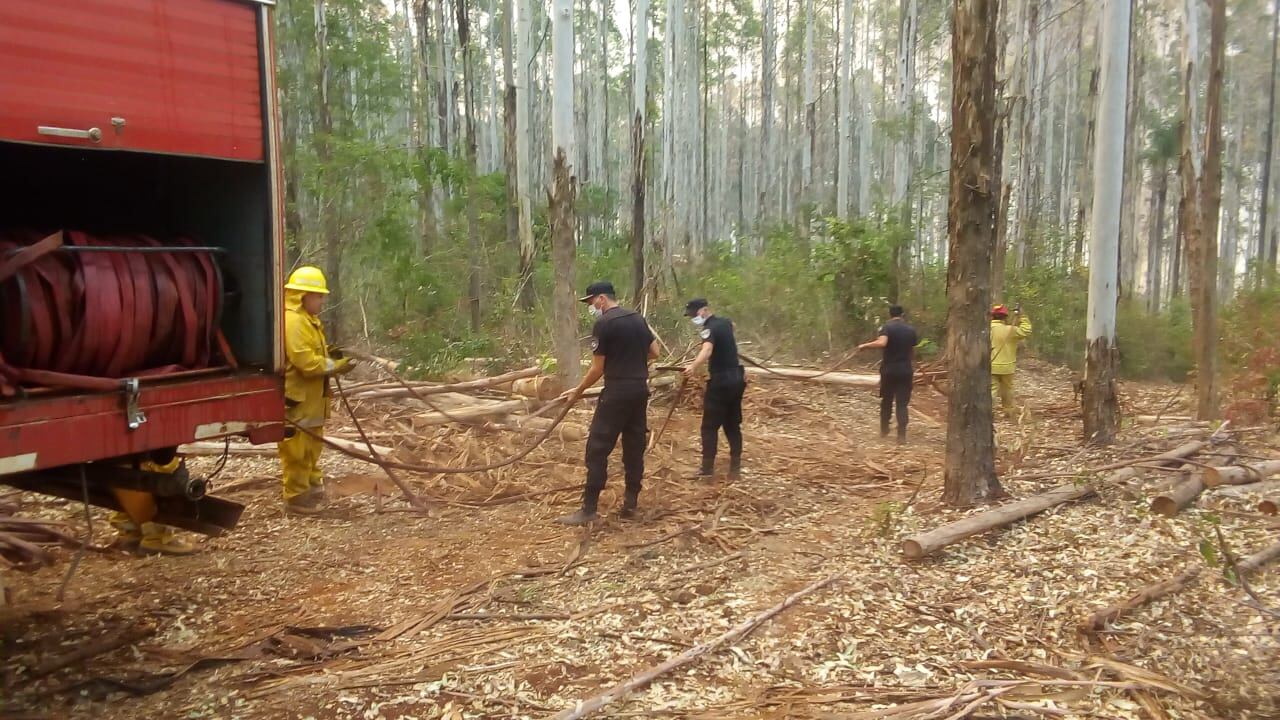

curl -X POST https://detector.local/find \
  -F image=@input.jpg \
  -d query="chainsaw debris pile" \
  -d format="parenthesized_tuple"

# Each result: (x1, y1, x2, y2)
(2, 357, 1278, 720)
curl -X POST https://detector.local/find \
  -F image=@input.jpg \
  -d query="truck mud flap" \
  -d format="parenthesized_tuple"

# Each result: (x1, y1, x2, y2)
(2, 471, 244, 537)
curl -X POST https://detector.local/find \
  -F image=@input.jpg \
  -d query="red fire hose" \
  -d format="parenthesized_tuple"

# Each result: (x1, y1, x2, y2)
(0, 229, 229, 394)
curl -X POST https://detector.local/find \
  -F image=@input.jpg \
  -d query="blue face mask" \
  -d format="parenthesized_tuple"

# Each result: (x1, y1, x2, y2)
(691, 315, 706, 327)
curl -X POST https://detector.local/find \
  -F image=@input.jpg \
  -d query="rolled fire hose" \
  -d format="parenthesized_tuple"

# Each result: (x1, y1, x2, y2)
(0, 229, 230, 393)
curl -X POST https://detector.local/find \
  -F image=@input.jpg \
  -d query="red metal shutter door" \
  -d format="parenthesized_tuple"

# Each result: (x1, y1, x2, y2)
(0, 0, 264, 161)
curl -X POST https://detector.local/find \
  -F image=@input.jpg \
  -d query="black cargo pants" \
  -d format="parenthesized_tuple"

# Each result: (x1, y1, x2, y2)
(701, 366, 746, 462)
(879, 368, 913, 435)
(583, 381, 649, 511)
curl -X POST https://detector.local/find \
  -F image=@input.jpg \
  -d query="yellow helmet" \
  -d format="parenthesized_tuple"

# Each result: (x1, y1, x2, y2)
(285, 265, 329, 294)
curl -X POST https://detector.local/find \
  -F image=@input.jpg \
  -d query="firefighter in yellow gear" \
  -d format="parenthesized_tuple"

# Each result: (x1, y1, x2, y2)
(108, 457, 197, 555)
(279, 266, 354, 515)
(990, 304, 1032, 418)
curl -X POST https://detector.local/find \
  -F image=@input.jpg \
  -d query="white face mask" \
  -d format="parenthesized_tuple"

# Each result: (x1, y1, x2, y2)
(588, 304, 602, 318)
(691, 315, 706, 327)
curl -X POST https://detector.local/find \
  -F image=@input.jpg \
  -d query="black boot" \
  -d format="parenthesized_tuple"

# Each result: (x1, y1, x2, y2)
(556, 493, 600, 525)
(728, 455, 742, 477)
(695, 458, 715, 478)
(880, 422, 891, 438)
(897, 426, 908, 445)
(619, 491, 640, 519)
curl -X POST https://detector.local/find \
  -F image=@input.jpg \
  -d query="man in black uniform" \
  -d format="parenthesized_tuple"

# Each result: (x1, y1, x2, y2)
(682, 298, 746, 478)
(556, 281, 659, 525)
(857, 305, 918, 443)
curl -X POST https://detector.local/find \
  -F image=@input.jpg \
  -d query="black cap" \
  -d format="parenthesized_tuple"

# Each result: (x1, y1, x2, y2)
(684, 298, 708, 317)
(579, 281, 616, 302)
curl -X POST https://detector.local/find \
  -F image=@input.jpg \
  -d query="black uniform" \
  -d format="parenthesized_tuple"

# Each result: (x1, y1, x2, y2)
(699, 315, 745, 465)
(878, 318, 918, 438)
(583, 306, 654, 512)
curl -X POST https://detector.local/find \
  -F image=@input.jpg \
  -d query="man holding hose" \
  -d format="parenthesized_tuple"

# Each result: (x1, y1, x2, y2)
(556, 282, 660, 525)
(279, 266, 356, 515)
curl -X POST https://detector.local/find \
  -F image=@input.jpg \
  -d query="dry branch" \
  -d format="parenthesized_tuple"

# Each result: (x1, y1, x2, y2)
(902, 483, 1096, 559)
(1081, 567, 1203, 633)
(30, 624, 156, 677)
(548, 572, 845, 720)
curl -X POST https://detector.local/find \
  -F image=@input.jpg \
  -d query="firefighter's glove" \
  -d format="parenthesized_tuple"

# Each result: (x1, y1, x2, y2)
(331, 357, 356, 376)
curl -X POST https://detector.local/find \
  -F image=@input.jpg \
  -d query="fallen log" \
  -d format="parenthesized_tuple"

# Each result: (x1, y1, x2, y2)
(414, 398, 544, 426)
(1239, 539, 1280, 573)
(901, 483, 1097, 559)
(548, 572, 845, 720)
(1150, 476, 1205, 517)
(1203, 460, 1280, 488)
(743, 366, 880, 386)
(1149, 452, 1236, 517)
(1081, 567, 1202, 633)
(1211, 479, 1280, 498)
(480, 416, 586, 442)
(346, 366, 542, 400)
(1014, 440, 1208, 483)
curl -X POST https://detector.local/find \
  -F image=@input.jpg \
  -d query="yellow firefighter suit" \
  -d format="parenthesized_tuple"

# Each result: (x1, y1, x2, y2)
(991, 314, 1032, 414)
(278, 289, 337, 501)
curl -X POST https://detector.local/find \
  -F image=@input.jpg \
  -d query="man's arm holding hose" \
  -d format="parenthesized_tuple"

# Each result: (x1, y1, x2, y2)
(558, 355, 605, 402)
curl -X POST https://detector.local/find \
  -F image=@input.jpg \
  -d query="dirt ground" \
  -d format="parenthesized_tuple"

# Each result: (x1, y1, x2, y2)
(2, 359, 1278, 719)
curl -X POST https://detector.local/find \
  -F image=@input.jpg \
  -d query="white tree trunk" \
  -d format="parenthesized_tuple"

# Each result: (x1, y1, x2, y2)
(1083, 0, 1131, 443)
(802, 0, 816, 209)
(836, 0, 855, 218)
(514, 0, 536, 305)
(893, 0, 917, 206)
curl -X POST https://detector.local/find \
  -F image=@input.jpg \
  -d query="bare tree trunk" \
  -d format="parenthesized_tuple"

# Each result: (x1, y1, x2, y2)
(1261, 0, 1280, 286)
(1074, 66, 1099, 269)
(758, 0, 776, 229)
(836, 0, 855, 218)
(1083, 0, 1130, 445)
(457, 0, 483, 332)
(315, 0, 344, 342)
(630, 0, 649, 301)
(1195, 0, 1224, 420)
(802, 0, 816, 225)
(943, 0, 1002, 507)
(515, 0, 536, 309)
(551, 0, 579, 384)
(502, 0, 520, 262)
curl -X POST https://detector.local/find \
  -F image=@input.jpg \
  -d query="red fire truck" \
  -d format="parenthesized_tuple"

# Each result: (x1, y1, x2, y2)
(0, 0, 287, 535)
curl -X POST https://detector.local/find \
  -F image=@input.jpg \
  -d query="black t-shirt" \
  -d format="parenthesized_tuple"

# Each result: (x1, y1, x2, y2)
(591, 306, 655, 382)
(701, 315, 741, 373)
(878, 319, 918, 375)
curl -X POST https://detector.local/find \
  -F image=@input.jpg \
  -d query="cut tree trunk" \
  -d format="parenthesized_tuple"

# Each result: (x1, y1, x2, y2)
(942, 0, 1001, 507)
(1149, 448, 1233, 516)
(345, 367, 542, 399)
(1203, 460, 1280, 488)
(742, 367, 879, 386)
(903, 483, 1096, 559)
